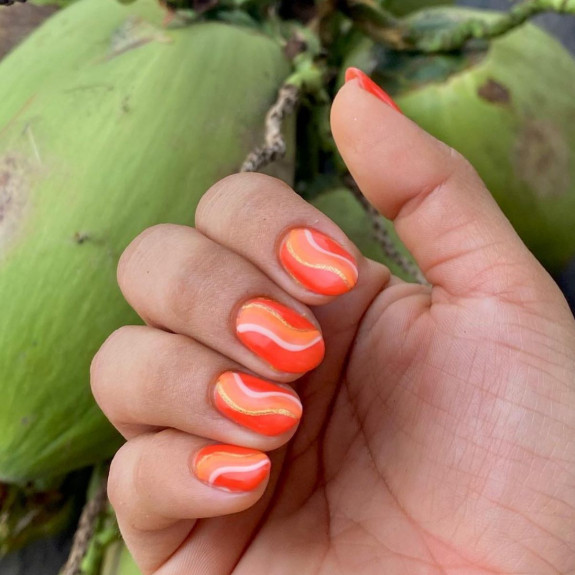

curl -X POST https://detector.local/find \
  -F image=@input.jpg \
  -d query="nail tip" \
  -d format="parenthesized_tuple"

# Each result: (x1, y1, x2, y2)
(193, 444, 271, 492)
(343, 67, 402, 114)
(280, 228, 359, 297)
(345, 67, 361, 83)
(236, 298, 325, 374)
(213, 372, 303, 436)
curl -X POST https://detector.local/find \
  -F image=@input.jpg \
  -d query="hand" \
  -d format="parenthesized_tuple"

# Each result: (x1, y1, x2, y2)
(91, 77, 575, 575)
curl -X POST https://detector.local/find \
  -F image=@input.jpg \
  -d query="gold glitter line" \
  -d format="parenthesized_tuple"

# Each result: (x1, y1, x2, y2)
(199, 452, 268, 464)
(240, 301, 317, 333)
(286, 239, 352, 287)
(216, 384, 298, 418)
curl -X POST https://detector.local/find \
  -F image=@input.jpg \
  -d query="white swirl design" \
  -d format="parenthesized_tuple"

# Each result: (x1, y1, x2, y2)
(304, 229, 359, 280)
(208, 459, 270, 485)
(232, 374, 303, 408)
(236, 324, 322, 352)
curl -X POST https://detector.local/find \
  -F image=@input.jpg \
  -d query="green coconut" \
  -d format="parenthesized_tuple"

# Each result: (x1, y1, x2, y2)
(343, 7, 575, 274)
(0, 0, 166, 121)
(0, 0, 293, 483)
(100, 541, 142, 575)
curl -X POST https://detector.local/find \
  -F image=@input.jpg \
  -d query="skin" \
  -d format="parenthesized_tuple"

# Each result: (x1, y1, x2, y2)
(91, 81, 575, 575)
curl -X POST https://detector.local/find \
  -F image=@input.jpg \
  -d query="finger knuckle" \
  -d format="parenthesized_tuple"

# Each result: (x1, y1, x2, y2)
(163, 242, 227, 321)
(90, 326, 137, 407)
(136, 335, 190, 414)
(195, 172, 290, 232)
(107, 442, 134, 512)
(195, 173, 241, 222)
(446, 145, 479, 182)
(117, 224, 177, 294)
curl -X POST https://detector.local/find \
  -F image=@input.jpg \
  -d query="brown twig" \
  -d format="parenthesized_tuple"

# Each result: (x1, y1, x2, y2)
(60, 471, 108, 575)
(240, 83, 300, 173)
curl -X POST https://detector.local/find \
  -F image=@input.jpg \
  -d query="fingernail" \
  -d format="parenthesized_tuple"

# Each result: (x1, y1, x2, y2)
(279, 228, 358, 296)
(236, 297, 325, 374)
(345, 67, 402, 113)
(214, 372, 302, 436)
(193, 444, 271, 492)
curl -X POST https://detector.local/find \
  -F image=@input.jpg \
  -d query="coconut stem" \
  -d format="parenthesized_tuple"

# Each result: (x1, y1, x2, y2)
(337, 0, 406, 47)
(60, 469, 108, 575)
(344, 175, 428, 285)
(340, 0, 575, 52)
(409, 0, 575, 52)
(240, 83, 300, 173)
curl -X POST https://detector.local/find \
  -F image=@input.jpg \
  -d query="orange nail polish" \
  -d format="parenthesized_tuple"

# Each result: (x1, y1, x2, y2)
(236, 298, 325, 374)
(214, 372, 302, 436)
(193, 444, 271, 492)
(345, 67, 402, 113)
(280, 228, 358, 296)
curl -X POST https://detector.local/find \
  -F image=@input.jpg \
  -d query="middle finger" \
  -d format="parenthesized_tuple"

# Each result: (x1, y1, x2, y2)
(117, 224, 325, 381)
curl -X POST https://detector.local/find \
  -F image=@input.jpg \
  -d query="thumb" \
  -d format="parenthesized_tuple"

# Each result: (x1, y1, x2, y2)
(331, 68, 543, 298)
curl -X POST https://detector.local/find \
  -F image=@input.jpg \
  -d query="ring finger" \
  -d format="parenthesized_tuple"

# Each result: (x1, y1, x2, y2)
(91, 325, 303, 449)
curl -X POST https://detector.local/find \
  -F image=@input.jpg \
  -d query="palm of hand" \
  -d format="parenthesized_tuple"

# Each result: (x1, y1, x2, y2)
(178, 276, 575, 575)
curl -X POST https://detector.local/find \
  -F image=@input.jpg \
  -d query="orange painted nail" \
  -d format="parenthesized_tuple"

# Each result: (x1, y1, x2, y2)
(192, 444, 271, 492)
(236, 298, 324, 374)
(280, 228, 358, 296)
(214, 372, 302, 436)
(345, 67, 402, 113)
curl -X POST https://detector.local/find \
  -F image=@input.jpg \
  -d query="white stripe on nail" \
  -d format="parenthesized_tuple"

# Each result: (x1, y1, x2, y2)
(231, 373, 303, 408)
(236, 324, 322, 352)
(208, 459, 270, 485)
(304, 229, 359, 279)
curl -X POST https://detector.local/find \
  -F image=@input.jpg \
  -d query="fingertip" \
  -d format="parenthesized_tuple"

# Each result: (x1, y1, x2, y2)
(331, 71, 402, 144)
(191, 444, 271, 494)
(109, 431, 271, 536)
(331, 74, 461, 224)
(343, 67, 403, 113)
(110, 432, 272, 575)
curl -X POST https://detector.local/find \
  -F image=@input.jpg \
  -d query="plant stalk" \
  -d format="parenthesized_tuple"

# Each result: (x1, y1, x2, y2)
(60, 466, 109, 575)
(240, 83, 300, 173)
(410, 0, 575, 52)
(340, 0, 575, 52)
